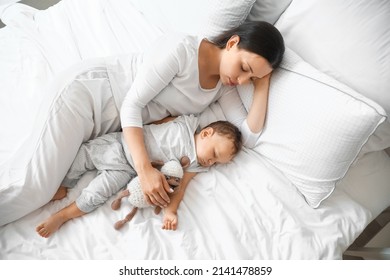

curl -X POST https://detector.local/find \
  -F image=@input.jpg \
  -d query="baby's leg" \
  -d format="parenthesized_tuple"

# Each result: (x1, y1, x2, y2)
(36, 202, 85, 238)
(36, 169, 131, 238)
(49, 142, 99, 203)
(76, 135, 136, 212)
(76, 169, 133, 213)
(61, 142, 100, 189)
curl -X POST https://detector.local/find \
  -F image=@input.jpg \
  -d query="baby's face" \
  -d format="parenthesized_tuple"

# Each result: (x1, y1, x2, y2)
(195, 128, 234, 167)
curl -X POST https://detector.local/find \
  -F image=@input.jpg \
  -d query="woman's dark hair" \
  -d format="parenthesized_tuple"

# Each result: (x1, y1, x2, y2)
(212, 21, 285, 69)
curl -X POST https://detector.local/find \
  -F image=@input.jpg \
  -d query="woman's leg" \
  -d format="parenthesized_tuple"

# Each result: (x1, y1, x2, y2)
(50, 186, 68, 201)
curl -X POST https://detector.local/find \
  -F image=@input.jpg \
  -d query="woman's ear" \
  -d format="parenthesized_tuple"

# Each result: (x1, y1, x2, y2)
(226, 35, 240, 50)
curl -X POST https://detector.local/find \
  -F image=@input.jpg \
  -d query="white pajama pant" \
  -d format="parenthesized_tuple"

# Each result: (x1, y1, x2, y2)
(62, 132, 137, 213)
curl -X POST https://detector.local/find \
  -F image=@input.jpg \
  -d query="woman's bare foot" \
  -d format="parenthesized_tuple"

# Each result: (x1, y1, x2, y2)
(51, 186, 68, 201)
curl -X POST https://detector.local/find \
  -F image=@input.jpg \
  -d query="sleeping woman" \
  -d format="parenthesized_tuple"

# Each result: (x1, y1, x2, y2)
(39, 21, 284, 227)
(116, 21, 284, 209)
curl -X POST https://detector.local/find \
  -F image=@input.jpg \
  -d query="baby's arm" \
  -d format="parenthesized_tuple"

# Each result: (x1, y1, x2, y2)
(162, 171, 197, 230)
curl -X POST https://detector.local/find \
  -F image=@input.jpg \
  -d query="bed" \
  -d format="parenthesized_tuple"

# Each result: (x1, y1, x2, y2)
(0, 0, 389, 260)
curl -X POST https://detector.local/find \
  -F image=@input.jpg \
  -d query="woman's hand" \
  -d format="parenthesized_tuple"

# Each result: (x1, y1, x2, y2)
(138, 165, 173, 208)
(253, 73, 271, 92)
(246, 73, 271, 134)
(122, 126, 173, 208)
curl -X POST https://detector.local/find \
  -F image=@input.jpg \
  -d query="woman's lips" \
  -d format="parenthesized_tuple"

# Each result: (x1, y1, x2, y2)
(228, 78, 236, 86)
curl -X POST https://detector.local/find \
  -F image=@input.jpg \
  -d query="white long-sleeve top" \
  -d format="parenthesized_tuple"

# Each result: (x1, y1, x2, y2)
(121, 114, 208, 173)
(106, 32, 261, 148)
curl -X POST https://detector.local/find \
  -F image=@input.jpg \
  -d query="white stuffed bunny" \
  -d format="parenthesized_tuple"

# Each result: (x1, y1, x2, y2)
(111, 159, 185, 230)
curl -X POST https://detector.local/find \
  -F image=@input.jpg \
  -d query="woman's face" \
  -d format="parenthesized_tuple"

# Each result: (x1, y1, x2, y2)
(219, 36, 273, 86)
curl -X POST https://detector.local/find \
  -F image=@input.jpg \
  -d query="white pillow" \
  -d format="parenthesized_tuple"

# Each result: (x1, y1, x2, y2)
(275, 0, 390, 117)
(238, 49, 387, 208)
(129, 0, 256, 38)
(128, 0, 210, 35)
(247, 0, 292, 24)
(357, 121, 390, 159)
(198, 0, 256, 39)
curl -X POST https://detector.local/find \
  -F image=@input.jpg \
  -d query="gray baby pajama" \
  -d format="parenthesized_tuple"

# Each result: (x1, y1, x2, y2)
(62, 132, 136, 213)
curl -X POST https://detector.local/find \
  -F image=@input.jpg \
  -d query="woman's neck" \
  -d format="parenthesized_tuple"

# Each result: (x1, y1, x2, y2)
(198, 39, 221, 89)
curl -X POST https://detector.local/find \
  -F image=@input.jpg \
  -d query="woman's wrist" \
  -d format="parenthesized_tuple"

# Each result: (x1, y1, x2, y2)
(253, 76, 270, 93)
(135, 160, 153, 176)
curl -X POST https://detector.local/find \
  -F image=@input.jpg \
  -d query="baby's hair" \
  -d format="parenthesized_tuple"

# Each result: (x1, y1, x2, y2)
(204, 121, 242, 156)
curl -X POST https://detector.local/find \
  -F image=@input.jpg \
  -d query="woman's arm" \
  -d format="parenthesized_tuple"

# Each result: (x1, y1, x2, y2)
(245, 73, 271, 133)
(216, 73, 271, 148)
(120, 34, 186, 207)
(162, 171, 197, 230)
(123, 127, 172, 207)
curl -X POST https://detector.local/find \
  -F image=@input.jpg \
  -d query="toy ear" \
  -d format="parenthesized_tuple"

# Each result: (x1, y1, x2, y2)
(154, 206, 162, 215)
(151, 160, 164, 170)
(180, 156, 190, 169)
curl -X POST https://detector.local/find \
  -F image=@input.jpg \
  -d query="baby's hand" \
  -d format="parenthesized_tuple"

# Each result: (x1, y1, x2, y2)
(162, 210, 178, 231)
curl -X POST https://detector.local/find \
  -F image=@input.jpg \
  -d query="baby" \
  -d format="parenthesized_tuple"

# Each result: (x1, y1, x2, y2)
(36, 114, 242, 237)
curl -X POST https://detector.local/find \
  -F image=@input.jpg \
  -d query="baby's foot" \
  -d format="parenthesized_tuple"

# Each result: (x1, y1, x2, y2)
(51, 186, 68, 201)
(36, 214, 66, 238)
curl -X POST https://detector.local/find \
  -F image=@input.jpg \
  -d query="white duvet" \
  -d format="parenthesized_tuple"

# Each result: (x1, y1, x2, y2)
(0, 0, 389, 260)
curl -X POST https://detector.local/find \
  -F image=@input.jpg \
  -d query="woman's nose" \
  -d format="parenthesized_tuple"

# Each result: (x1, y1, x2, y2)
(237, 74, 250, 85)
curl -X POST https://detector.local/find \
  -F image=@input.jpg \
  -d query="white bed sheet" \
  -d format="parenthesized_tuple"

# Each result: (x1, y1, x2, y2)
(0, 148, 375, 259)
(0, 0, 389, 260)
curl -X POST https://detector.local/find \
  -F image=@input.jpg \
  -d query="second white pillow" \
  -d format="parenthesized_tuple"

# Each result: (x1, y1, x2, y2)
(238, 49, 387, 208)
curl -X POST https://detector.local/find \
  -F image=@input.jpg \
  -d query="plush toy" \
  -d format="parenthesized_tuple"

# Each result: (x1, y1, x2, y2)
(111, 158, 188, 230)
